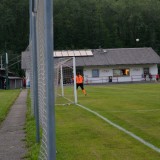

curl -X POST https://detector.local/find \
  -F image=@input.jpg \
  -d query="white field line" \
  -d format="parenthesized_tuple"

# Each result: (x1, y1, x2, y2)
(57, 96, 160, 153)
(98, 109, 160, 113)
(55, 95, 74, 106)
(76, 103, 160, 154)
(62, 96, 73, 103)
(56, 93, 73, 105)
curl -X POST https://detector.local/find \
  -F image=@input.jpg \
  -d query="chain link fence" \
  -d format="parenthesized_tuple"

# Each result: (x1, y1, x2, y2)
(26, 0, 56, 159)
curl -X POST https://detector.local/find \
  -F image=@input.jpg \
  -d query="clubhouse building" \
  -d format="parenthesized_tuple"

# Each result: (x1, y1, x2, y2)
(22, 47, 160, 84)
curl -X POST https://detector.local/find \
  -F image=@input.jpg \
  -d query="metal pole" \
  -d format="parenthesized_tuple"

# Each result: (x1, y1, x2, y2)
(44, 0, 56, 159)
(21, 79, 22, 88)
(1, 56, 2, 69)
(60, 65, 64, 96)
(73, 57, 77, 104)
(5, 53, 8, 89)
(15, 79, 16, 89)
(32, 0, 40, 143)
(29, 0, 32, 42)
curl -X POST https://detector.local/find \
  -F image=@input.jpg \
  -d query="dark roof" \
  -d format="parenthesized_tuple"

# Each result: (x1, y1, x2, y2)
(74, 48, 160, 67)
(21, 47, 160, 70)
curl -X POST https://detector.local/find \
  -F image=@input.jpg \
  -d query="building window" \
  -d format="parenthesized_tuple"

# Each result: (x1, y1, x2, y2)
(113, 69, 130, 77)
(92, 69, 99, 77)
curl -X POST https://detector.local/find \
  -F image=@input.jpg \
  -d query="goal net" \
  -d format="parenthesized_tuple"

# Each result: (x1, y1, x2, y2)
(55, 57, 77, 106)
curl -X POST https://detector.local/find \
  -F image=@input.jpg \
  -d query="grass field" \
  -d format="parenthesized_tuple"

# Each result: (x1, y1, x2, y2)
(56, 83, 160, 160)
(0, 89, 20, 124)
(24, 90, 41, 160)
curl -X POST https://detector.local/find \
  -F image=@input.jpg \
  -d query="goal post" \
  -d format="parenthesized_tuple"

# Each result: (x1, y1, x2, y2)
(55, 56, 77, 105)
(73, 56, 77, 103)
(60, 64, 64, 97)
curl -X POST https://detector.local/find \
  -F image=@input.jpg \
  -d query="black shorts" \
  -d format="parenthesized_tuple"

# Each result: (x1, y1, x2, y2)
(76, 83, 84, 90)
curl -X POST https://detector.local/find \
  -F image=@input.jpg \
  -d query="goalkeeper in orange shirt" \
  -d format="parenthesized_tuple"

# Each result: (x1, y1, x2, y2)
(75, 72, 87, 95)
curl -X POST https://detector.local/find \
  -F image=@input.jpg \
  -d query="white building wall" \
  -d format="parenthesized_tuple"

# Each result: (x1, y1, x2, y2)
(83, 67, 112, 83)
(130, 67, 143, 81)
(83, 64, 158, 84)
(100, 68, 112, 77)
(150, 64, 158, 75)
(25, 69, 30, 87)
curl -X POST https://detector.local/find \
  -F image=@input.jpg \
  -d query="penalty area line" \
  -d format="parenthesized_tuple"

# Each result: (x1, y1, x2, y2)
(76, 103, 160, 154)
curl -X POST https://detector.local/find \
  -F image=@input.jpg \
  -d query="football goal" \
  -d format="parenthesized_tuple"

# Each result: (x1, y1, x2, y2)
(55, 57, 77, 105)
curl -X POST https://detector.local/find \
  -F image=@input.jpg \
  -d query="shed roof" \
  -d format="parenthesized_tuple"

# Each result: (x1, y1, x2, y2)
(73, 48, 160, 66)
(21, 47, 160, 70)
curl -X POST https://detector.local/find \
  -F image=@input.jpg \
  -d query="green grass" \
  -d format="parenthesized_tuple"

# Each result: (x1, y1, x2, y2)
(26, 83, 160, 159)
(0, 89, 20, 124)
(24, 90, 41, 160)
(56, 83, 160, 160)
(79, 84, 160, 147)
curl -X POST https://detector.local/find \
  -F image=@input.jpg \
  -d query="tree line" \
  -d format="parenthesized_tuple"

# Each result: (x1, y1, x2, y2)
(0, 0, 29, 76)
(54, 0, 160, 53)
(1, 0, 160, 58)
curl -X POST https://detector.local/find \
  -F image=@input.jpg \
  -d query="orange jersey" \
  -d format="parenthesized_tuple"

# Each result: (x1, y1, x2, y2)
(76, 75, 83, 84)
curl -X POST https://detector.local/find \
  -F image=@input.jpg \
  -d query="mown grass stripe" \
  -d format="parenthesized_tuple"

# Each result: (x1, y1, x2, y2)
(76, 103, 160, 154)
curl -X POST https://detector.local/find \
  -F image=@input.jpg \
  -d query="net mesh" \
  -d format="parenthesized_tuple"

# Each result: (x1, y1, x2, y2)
(55, 57, 75, 105)
(28, 0, 76, 159)
(35, 1, 49, 159)
(26, 0, 49, 159)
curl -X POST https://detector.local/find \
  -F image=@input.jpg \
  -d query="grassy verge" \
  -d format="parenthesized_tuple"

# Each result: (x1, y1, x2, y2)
(0, 89, 20, 124)
(24, 90, 41, 160)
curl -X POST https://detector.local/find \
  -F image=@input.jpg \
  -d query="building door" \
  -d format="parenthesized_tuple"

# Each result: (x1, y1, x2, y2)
(143, 68, 149, 75)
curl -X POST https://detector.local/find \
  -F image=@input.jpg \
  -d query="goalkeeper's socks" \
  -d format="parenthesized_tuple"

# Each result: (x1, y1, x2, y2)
(82, 89, 87, 95)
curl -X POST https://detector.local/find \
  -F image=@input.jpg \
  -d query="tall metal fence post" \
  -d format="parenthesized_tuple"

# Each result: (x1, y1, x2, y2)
(32, 0, 40, 143)
(44, 0, 56, 159)
(29, 0, 32, 42)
